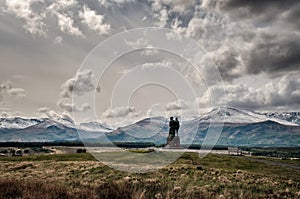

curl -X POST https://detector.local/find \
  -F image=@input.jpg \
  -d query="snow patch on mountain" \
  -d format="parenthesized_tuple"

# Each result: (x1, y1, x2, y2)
(198, 106, 298, 126)
(79, 121, 112, 132)
(265, 112, 300, 125)
(0, 117, 42, 129)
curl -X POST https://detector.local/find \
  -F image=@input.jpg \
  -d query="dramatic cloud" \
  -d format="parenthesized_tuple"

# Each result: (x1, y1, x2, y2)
(55, 12, 83, 37)
(264, 75, 300, 107)
(60, 69, 95, 97)
(244, 32, 300, 75)
(198, 74, 300, 110)
(58, 69, 95, 112)
(1, 0, 300, 120)
(209, 46, 242, 81)
(5, 0, 46, 36)
(205, 0, 300, 28)
(4, 0, 114, 38)
(79, 6, 110, 35)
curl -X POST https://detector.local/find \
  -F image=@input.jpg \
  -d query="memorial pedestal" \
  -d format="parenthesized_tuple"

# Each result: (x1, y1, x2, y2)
(166, 135, 180, 147)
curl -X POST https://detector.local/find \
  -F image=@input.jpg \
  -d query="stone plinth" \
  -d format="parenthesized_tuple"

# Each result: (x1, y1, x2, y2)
(166, 135, 180, 147)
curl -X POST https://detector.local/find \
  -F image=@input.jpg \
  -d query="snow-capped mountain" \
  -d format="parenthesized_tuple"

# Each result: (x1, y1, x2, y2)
(0, 107, 300, 146)
(0, 117, 112, 132)
(106, 116, 169, 143)
(102, 113, 300, 147)
(265, 112, 300, 125)
(198, 106, 298, 126)
(79, 121, 112, 133)
(0, 117, 112, 142)
(0, 117, 42, 129)
(99, 107, 300, 146)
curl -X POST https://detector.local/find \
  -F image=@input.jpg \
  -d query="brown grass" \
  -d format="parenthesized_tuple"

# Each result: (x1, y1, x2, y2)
(0, 153, 299, 199)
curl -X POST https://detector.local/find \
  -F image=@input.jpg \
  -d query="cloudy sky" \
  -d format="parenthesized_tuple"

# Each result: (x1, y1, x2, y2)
(1, 0, 300, 126)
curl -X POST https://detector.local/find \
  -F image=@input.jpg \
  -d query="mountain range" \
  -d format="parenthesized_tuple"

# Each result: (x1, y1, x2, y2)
(0, 106, 300, 147)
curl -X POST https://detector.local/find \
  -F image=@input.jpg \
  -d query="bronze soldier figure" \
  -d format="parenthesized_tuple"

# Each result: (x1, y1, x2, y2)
(174, 117, 180, 136)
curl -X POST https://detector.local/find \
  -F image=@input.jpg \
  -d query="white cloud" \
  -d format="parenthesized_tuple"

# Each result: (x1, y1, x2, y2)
(58, 69, 95, 112)
(101, 106, 142, 127)
(79, 6, 111, 35)
(37, 107, 74, 123)
(0, 81, 26, 102)
(57, 98, 74, 112)
(2, 0, 300, 118)
(0, 81, 12, 91)
(197, 74, 300, 110)
(37, 107, 61, 119)
(55, 12, 83, 37)
(54, 36, 63, 44)
(198, 84, 265, 109)
(155, 8, 169, 27)
(165, 99, 189, 111)
(125, 37, 149, 49)
(264, 75, 300, 107)
(61, 69, 95, 97)
(125, 38, 160, 56)
(5, 0, 46, 36)
(47, 0, 77, 10)
(6, 88, 25, 98)
(0, 111, 9, 118)
(46, 0, 84, 37)
(141, 60, 172, 70)
(56, 98, 91, 112)
(146, 104, 165, 117)
(98, 0, 136, 8)
(102, 106, 137, 118)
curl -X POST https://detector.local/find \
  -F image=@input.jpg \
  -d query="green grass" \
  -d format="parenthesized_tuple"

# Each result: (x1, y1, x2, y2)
(0, 152, 300, 198)
(0, 153, 96, 162)
(127, 148, 155, 153)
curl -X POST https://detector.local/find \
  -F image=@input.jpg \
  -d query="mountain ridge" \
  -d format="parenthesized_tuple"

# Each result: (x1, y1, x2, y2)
(0, 107, 300, 147)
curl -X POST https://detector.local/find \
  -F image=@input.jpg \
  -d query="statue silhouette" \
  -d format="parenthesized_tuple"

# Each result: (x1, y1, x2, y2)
(169, 117, 175, 136)
(167, 117, 181, 147)
(174, 117, 180, 136)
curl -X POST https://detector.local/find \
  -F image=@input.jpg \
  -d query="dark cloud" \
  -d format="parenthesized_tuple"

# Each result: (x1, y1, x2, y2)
(2, 0, 300, 117)
(216, 0, 300, 21)
(213, 48, 241, 81)
(221, 0, 298, 12)
(199, 0, 300, 79)
(245, 33, 300, 75)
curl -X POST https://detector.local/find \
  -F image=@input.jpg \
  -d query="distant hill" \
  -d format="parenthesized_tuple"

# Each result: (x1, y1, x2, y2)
(0, 107, 300, 147)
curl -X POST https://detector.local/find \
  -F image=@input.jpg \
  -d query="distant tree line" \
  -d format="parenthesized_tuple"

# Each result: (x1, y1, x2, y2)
(250, 147, 300, 158)
(0, 141, 155, 148)
(0, 141, 84, 147)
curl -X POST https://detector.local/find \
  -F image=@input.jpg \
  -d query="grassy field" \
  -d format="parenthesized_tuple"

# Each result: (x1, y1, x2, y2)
(0, 152, 299, 199)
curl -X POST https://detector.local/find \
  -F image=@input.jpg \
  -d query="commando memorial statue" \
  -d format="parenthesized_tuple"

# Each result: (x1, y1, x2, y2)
(166, 117, 180, 147)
